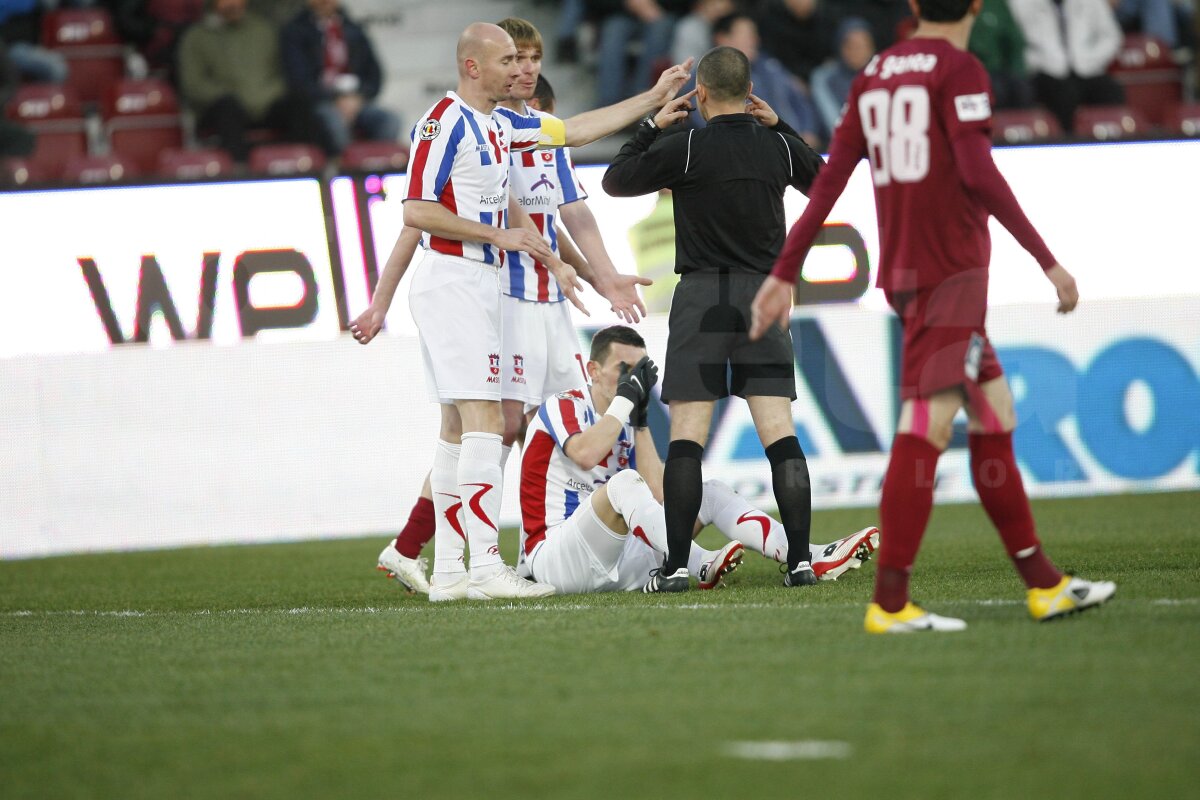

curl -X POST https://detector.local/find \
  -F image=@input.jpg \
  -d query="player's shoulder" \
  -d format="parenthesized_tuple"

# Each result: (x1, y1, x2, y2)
(415, 93, 470, 142)
(861, 38, 983, 85)
(553, 388, 588, 404)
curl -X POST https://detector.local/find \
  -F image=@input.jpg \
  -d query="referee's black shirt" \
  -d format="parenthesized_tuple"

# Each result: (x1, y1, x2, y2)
(601, 114, 824, 277)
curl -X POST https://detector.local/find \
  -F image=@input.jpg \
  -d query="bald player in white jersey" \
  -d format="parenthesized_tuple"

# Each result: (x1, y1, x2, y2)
(361, 30, 655, 598)
(392, 23, 693, 601)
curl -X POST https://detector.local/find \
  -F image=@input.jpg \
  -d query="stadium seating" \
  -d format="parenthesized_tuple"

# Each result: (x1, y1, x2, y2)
(1073, 106, 1151, 140)
(248, 144, 326, 176)
(1109, 33, 1184, 127)
(340, 140, 410, 172)
(991, 109, 1064, 145)
(61, 154, 136, 184)
(5, 83, 90, 180)
(157, 148, 234, 180)
(1166, 103, 1200, 137)
(0, 158, 45, 187)
(41, 8, 127, 105)
(103, 79, 184, 174)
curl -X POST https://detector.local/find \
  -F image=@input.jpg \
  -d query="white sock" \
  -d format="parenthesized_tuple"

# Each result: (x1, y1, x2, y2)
(459, 431, 505, 578)
(687, 543, 718, 577)
(702, 479, 789, 564)
(500, 443, 513, 471)
(609, 471, 712, 576)
(430, 439, 466, 577)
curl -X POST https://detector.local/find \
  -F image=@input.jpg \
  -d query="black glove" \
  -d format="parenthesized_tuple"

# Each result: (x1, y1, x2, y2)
(635, 391, 651, 429)
(616, 356, 659, 407)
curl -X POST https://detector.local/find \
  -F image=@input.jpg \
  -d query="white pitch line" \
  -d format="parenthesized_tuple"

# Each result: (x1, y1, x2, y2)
(1, 597, 1195, 618)
(723, 740, 853, 761)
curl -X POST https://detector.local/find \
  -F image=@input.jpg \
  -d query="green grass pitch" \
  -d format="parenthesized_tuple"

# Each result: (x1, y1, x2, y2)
(2, 491, 1198, 800)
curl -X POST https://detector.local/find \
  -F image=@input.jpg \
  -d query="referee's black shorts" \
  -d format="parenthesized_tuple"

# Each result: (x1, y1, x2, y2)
(661, 271, 797, 403)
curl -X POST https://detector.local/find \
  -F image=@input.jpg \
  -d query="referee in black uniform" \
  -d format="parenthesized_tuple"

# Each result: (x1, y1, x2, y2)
(602, 45, 824, 592)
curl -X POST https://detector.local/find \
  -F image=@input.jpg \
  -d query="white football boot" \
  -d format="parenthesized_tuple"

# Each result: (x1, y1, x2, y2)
(377, 543, 431, 595)
(466, 565, 556, 600)
(428, 572, 471, 602)
(811, 527, 880, 582)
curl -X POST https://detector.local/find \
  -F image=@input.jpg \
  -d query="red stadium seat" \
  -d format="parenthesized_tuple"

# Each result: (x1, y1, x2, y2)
(1108, 33, 1183, 126)
(61, 154, 136, 185)
(1073, 105, 1150, 140)
(103, 79, 184, 174)
(1166, 103, 1200, 137)
(248, 143, 326, 175)
(991, 109, 1063, 144)
(5, 84, 90, 180)
(0, 158, 47, 187)
(157, 147, 234, 180)
(41, 8, 126, 104)
(341, 140, 410, 172)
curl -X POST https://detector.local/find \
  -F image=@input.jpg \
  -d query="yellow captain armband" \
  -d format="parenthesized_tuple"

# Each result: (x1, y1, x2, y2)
(537, 115, 567, 148)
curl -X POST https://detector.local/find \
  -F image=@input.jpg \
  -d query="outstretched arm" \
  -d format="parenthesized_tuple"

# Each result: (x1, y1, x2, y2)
(560, 200, 651, 323)
(561, 59, 694, 147)
(350, 226, 422, 344)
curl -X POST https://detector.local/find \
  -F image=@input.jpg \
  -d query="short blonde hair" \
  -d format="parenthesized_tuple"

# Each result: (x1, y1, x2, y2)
(497, 17, 543, 57)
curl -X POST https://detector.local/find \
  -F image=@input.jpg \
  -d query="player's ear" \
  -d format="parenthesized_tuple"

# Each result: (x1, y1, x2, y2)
(587, 360, 601, 381)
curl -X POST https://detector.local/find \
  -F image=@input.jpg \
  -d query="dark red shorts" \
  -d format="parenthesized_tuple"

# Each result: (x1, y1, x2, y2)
(887, 270, 1003, 401)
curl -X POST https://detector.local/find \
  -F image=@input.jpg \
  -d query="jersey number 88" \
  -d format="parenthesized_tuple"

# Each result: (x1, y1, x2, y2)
(859, 86, 931, 186)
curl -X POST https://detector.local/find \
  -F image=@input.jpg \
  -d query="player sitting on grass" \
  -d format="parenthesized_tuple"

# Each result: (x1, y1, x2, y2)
(518, 325, 879, 594)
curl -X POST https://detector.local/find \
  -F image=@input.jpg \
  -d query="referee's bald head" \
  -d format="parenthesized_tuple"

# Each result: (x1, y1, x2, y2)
(696, 46, 751, 103)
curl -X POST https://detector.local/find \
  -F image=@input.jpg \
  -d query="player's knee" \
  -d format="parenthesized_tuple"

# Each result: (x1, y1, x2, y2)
(605, 469, 653, 518)
(589, 485, 628, 534)
(924, 420, 953, 451)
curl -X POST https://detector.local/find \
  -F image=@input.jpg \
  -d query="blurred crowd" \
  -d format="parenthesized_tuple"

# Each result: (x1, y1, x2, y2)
(3, 0, 1200, 185)
(555, 0, 1199, 149)
(1, 0, 403, 182)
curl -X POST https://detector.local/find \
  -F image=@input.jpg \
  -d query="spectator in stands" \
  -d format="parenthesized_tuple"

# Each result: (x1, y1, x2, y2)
(102, 0, 205, 81)
(709, 11, 821, 145)
(555, 0, 585, 63)
(591, 0, 690, 107)
(969, 0, 1034, 109)
(0, 0, 68, 83)
(0, 41, 36, 157)
(754, 0, 835, 83)
(671, 0, 733, 64)
(1010, 0, 1124, 134)
(178, 0, 327, 162)
(247, 0, 302, 25)
(281, 0, 398, 156)
(1111, 0, 1192, 50)
(810, 16, 875, 140)
(840, 0, 912, 51)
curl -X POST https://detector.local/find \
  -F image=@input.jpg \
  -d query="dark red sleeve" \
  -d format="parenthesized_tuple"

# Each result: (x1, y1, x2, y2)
(950, 129, 1058, 271)
(771, 82, 867, 284)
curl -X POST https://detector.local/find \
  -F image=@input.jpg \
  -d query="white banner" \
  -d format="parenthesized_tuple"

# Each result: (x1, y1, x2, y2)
(0, 179, 346, 358)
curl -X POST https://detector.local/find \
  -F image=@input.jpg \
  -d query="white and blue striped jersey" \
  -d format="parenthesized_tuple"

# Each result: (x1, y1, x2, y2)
(520, 389, 636, 556)
(403, 92, 566, 265)
(493, 104, 589, 303)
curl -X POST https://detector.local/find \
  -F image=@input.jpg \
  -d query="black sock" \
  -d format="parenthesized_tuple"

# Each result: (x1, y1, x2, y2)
(662, 439, 705, 574)
(766, 436, 811, 571)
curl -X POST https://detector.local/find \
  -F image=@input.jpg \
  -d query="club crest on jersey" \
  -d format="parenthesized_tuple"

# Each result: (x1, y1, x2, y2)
(512, 355, 524, 376)
(541, 151, 553, 163)
(420, 119, 441, 140)
(488, 353, 501, 379)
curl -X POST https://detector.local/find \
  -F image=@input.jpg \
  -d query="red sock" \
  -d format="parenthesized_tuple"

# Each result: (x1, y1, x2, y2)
(969, 432, 1062, 590)
(393, 496, 435, 559)
(873, 434, 942, 612)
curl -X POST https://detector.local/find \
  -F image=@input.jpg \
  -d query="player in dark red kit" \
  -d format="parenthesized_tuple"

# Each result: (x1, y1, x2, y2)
(750, 0, 1115, 632)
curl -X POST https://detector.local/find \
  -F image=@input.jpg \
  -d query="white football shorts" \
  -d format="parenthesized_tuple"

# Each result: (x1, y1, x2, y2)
(500, 294, 588, 406)
(527, 500, 662, 594)
(409, 251, 503, 404)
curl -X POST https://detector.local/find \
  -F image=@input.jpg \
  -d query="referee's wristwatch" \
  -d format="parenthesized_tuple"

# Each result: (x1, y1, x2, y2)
(638, 115, 659, 134)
